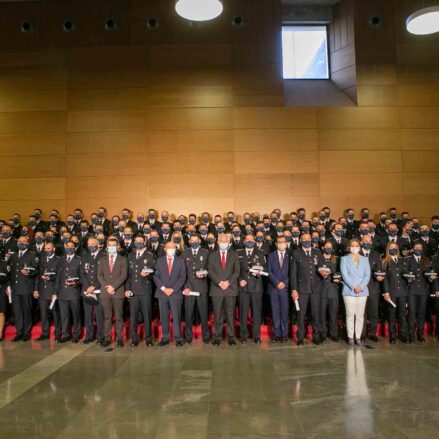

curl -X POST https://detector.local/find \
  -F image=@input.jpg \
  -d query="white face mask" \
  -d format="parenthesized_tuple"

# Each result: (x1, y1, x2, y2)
(219, 242, 229, 251)
(350, 247, 360, 254)
(166, 248, 176, 257)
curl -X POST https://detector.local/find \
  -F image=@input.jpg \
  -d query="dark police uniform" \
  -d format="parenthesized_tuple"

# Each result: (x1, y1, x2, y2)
(237, 247, 266, 341)
(9, 249, 39, 340)
(182, 246, 210, 343)
(0, 259, 10, 316)
(125, 249, 155, 344)
(80, 250, 106, 343)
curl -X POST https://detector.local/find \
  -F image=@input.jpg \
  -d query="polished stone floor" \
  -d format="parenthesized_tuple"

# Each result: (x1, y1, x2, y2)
(0, 336, 438, 439)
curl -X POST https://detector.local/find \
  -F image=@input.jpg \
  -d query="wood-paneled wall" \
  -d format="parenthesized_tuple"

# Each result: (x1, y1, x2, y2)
(0, 0, 438, 223)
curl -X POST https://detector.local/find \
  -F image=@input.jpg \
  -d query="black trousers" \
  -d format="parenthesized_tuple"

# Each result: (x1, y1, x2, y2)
(320, 293, 339, 338)
(39, 297, 61, 338)
(239, 291, 262, 340)
(296, 293, 320, 341)
(12, 294, 33, 338)
(212, 295, 236, 339)
(101, 296, 124, 342)
(408, 294, 428, 337)
(159, 295, 183, 342)
(387, 296, 408, 340)
(129, 295, 152, 342)
(59, 299, 81, 339)
(83, 296, 104, 342)
(362, 293, 380, 338)
(434, 297, 439, 337)
(184, 293, 209, 341)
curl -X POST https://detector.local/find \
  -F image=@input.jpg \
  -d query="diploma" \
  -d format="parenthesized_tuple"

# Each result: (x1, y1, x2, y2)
(294, 299, 300, 311)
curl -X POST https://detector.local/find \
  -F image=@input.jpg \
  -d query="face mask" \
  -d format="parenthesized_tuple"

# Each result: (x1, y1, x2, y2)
(2, 232, 10, 239)
(369, 228, 375, 234)
(35, 237, 44, 244)
(264, 224, 270, 230)
(362, 243, 372, 250)
(166, 248, 176, 257)
(45, 236, 54, 242)
(302, 241, 311, 248)
(187, 230, 195, 237)
(325, 212, 331, 218)
(118, 227, 124, 232)
(256, 227, 264, 233)
(45, 250, 54, 257)
(285, 226, 292, 232)
(255, 236, 264, 242)
(232, 231, 241, 238)
(406, 229, 413, 235)
(124, 234, 133, 240)
(49, 220, 57, 226)
(413, 249, 422, 256)
(318, 230, 326, 237)
(360, 229, 369, 236)
(301, 227, 310, 233)
(227, 217, 234, 223)
(319, 215, 326, 221)
(98, 238, 106, 245)
(219, 242, 229, 251)
(412, 223, 419, 230)
(312, 237, 320, 243)
(34, 213, 41, 219)
(200, 230, 208, 237)
(112, 220, 119, 226)
(311, 222, 319, 227)
(362, 213, 369, 219)
(162, 216, 169, 222)
(276, 227, 284, 233)
(277, 243, 287, 251)
(91, 219, 98, 225)
(174, 226, 182, 232)
(74, 214, 82, 220)
(13, 218, 20, 224)
(420, 230, 429, 237)
(253, 216, 260, 223)
(65, 247, 75, 255)
(189, 219, 196, 225)
(149, 213, 156, 220)
(244, 219, 251, 225)
(62, 236, 70, 243)
(390, 214, 397, 220)
(207, 238, 216, 244)
(432, 224, 439, 230)
(244, 241, 255, 248)
(292, 232, 300, 238)
(88, 246, 97, 253)
(162, 229, 170, 235)
(388, 230, 398, 236)
(217, 227, 225, 234)
(298, 214, 305, 221)
(335, 230, 344, 237)
(98, 212, 105, 218)
(202, 217, 209, 224)
(28, 221, 36, 227)
(389, 248, 398, 256)
(80, 226, 88, 232)
(244, 229, 252, 235)
(150, 236, 159, 243)
(190, 242, 200, 249)
(380, 217, 386, 223)
(67, 221, 74, 226)
(21, 231, 29, 237)
(17, 242, 28, 250)
(347, 214, 354, 220)
(144, 228, 151, 235)
(122, 214, 130, 220)
(284, 236, 292, 242)
(173, 237, 181, 244)
(179, 219, 185, 225)
(107, 246, 117, 254)
(134, 242, 144, 250)
(323, 248, 333, 255)
(350, 247, 360, 254)
(137, 217, 144, 223)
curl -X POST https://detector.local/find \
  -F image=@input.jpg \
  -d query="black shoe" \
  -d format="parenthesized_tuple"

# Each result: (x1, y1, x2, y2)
(203, 338, 211, 344)
(22, 335, 31, 342)
(297, 339, 304, 346)
(145, 339, 153, 347)
(100, 340, 111, 348)
(158, 339, 169, 347)
(176, 340, 184, 347)
(185, 338, 192, 344)
(272, 336, 280, 343)
(417, 335, 426, 343)
(408, 336, 413, 344)
(390, 338, 396, 344)
(280, 336, 288, 343)
(254, 338, 261, 344)
(71, 338, 80, 344)
(81, 339, 93, 345)
(330, 335, 340, 343)
(59, 337, 71, 344)
(117, 340, 124, 348)
(312, 338, 321, 346)
(240, 338, 247, 344)
(130, 340, 139, 348)
(320, 336, 327, 344)
(369, 335, 379, 342)
(212, 338, 221, 346)
(228, 337, 237, 346)
(36, 335, 49, 341)
(12, 336, 22, 342)
(400, 337, 409, 344)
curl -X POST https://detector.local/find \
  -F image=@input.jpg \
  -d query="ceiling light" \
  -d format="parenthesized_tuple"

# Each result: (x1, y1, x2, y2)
(175, 0, 223, 22)
(406, 6, 439, 35)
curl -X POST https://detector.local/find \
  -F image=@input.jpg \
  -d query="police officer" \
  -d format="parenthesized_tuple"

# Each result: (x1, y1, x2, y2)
(33, 241, 61, 341)
(182, 234, 210, 344)
(237, 234, 266, 344)
(0, 255, 10, 340)
(55, 241, 82, 343)
(9, 236, 39, 342)
(80, 237, 106, 344)
(125, 235, 155, 347)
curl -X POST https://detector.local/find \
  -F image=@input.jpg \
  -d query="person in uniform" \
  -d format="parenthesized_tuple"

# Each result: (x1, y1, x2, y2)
(237, 234, 266, 344)
(125, 234, 155, 347)
(0, 255, 10, 341)
(182, 234, 210, 344)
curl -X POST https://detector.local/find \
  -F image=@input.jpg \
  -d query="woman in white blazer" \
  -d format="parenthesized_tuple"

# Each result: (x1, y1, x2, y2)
(340, 239, 371, 346)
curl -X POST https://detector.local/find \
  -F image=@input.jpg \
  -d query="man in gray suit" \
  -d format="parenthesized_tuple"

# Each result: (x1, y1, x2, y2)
(97, 237, 128, 348)
(208, 233, 240, 346)
(153, 241, 187, 347)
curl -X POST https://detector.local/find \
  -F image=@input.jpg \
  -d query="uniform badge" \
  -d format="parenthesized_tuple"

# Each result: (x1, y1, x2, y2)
(35, 257, 39, 264)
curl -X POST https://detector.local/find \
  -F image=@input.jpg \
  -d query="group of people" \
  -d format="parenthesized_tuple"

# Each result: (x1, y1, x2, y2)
(0, 206, 438, 348)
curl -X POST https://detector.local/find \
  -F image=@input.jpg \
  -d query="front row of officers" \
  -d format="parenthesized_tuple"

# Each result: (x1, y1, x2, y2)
(1, 232, 438, 347)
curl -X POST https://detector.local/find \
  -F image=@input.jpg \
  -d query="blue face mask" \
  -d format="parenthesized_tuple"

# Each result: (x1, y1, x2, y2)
(88, 246, 97, 253)
(45, 236, 54, 242)
(98, 212, 105, 218)
(335, 230, 344, 237)
(311, 222, 319, 227)
(276, 227, 284, 233)
(298, 214, 305, 221)
(318, 230, 326, 237)
(134, 242, 144, 250)
(244, 219, 251, 225)
(362, 213, 369, 219)
(35, 237, 44, 244)
(420, 230, 429, 237)
(292, 232, 300, 237)
(244, 229, 253, 235)
(312, 237, 320, 243)
(388, 230, 398, 236)
(187, 230, 195, 236)
(137, 217, 144, 223)
(162, 230, 170, 235)
(28, 221, 35, 227)
(17, 242, 28, 250)
(244, 241, 255, 248)
(107, 246, 117, 254)
(413, 249, 422, 256)
(256, 228, 264, 233)
(144, 228, 151, 235)
(190, 242, 200, 249)
(67, 221, 74, 226)
(360, 229, 369, 236)
(62, 236, 70, 243)
(432, 224, 439, 230)
(125, 234, 133, 240)
(406, 229, 413, 235)
(389, 248, 398, 256)
(302, 241, 312, 248)
(98, 238, 106, 245)
(200, 230, 208, 236)
(284, 236, 292, 242)
(319, 215, 326, 221)
(91, 219, 98, 225)
(21, 231, 29, 237)
(323, 248, 333, 254)
(189, 220, 196, 225)
(362, 243, 372, 250)
(202, 218, 209, 224)
(2, 232, 10, 239)
(161, 216, 169, 223)
(217, 227, 225, 234)
(207, 238, 216, 244)
(255, 236, 264, 242)
(174, 226, 182, 232)
(232, 231, 241, 237)
(65, 247, 75, 255)
(80, 226, 88, 232)
(149, 214, 156, 220)
(173, 237, 181, 244)
(45, 250, 54, 257)
(150, 236, 159, 243)
(301, 227, 310, 233)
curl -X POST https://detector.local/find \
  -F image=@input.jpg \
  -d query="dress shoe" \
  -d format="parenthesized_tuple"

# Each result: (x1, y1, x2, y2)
(331, 335, 340, 343)
(176, 340, 184, 347)
(400, 337, 409, 344)
(297, 339, 304, 346)
(36, 335, 49, 341)
(280, 336, 288, 343)
(312, 338, 321, 346)
(240, 338, 248, 344)
(71, 338, 80, 344)
(320, 336, 327, 344)
(158, 339, 169, 347)
(369, 335, 379, 342)
(389, 338, 396, 344)
(59, 337, 71, 344)
(254, 338, 261, 344)
(81, 339, 93, 345)
(202, 338, 211, 344)
(185, 338, 192, 344)
(212, 338, 221, 346)
(356, 339, 364, 347)
(100, 340, 111, 348)
(228, 337, 237, 346)
(348, 338, 355, 347)
(271, 336, 280, 343)
(417, 335, 426, 343)
(145, 339, 153, 347)
(22, 336, 31, 342)
(130, 340, 139, 348)
(116, 339, 124, 348)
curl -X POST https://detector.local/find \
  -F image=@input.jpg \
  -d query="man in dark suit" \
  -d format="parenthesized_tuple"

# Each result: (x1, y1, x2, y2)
(182, 234, 210, 344)
(9, 236, 39, 342)
(153, 241, 186, 347)
(290, 234, 324, 346)
(147, 209, 162, 231)
(33, 241, 61, 341)
(97, 237, 128, 347)
(208, 234, 240, 346)
(237, 234, 266, 344)
(328, 223, 348, 257)
(55, 241, 82, 343)
(97, 207, 111, 236)
(80, 237, 106, 344)
(125, 235, 155, 347)
(415, 225, 438, 259)
(1, 225, 18, 258)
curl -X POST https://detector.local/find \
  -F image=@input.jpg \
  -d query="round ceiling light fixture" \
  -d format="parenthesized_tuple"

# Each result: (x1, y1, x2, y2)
(406, 6, 439, 35)
(175, 0, 223, 22)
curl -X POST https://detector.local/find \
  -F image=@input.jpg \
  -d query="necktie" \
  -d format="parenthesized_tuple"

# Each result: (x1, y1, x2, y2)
(19, 251, 23, 258)
(280, 252, 284, 266)
(393, 257, 398, 263)
(306, 251, 310, 258)
(109, 255, 114, 272)
(221, 252, 226, 270)
(247, 251, 251, 257)
(136, 252, 141, 260)
(167, 257, 172, 274)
